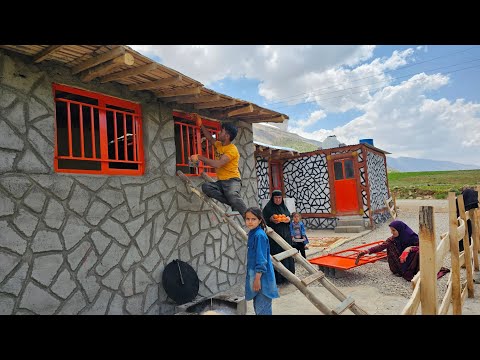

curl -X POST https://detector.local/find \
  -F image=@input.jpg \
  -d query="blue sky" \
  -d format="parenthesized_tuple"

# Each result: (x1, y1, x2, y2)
(131, 45, 480, 166)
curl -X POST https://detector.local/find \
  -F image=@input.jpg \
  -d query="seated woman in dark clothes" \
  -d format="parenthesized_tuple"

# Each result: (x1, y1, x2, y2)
(357, 220, 419, 281)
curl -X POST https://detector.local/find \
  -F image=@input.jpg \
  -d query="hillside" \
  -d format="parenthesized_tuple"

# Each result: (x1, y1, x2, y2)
(388, 169, 480, 199)
(253, 123, 321, 153)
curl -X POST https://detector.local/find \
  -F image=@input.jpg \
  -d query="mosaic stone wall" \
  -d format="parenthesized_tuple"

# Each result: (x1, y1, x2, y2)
(0, 50, 257, 315)
(255, 156, 269, 203)
(283, 154, 335, 229)
(366, 150, 390, 225)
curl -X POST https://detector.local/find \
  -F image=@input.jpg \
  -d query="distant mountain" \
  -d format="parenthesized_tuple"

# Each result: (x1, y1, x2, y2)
(253, 123, 321, 153)
(387, 156, 479, 172)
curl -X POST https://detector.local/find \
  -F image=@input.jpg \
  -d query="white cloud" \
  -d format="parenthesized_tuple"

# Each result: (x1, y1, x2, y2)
(129, 45, 376, 87)
(291, 73, 480, 166)
(293, 110, 326, 128)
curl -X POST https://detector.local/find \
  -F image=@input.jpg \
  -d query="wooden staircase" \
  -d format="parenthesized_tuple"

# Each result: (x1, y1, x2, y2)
(177, 170, 368, 315)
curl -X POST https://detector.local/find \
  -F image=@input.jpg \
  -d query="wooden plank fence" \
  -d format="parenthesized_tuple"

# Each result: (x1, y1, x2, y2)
(401, 190, 480, 315)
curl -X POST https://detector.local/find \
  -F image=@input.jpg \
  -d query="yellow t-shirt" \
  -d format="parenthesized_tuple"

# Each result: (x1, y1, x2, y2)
(214, 141, 241, 180)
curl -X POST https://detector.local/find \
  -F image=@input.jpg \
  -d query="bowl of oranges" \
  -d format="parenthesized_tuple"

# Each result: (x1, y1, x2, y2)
(272, 214, 289, 223)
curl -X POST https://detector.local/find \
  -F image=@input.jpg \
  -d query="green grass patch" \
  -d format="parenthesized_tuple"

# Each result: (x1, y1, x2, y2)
(387, 170, 480, 199)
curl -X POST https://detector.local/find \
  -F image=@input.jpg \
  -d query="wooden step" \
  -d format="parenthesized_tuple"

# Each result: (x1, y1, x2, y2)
(224, 210, 241, 217)
(273, 248, 298, 262)
(331, 296, 355, 315)
(301, 271, 325, 286)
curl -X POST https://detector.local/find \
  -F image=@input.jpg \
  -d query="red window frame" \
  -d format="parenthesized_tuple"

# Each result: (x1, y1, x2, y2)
(269, 161, 283, 193)
(52, 83, 145, 176)
(173, 111, 220, 177)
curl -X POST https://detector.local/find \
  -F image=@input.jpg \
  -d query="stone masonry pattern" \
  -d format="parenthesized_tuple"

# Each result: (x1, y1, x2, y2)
(0, 50, 257, 315)
(366, 150, 390, 225)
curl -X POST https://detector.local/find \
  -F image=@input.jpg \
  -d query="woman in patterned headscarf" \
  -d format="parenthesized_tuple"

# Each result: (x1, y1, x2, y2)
(262, 189, 295, 285)
(358, 220, 419, 281)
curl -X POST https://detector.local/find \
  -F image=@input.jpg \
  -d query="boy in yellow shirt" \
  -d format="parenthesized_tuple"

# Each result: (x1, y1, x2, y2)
(191, 114, 247, 217)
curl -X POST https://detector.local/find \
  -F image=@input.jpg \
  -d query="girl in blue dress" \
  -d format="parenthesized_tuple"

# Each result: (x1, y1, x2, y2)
(244, 207, 279, 315)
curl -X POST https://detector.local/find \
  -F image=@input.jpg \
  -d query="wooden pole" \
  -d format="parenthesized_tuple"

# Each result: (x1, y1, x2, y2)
(270, 257, 331, 314)
(419, 205, 437, 315)
(176, 171, 247, 240)
(448, 192, 462, 314)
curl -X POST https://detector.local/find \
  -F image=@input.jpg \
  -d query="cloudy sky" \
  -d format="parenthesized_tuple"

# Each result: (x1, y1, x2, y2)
(131, 45, 480, 166)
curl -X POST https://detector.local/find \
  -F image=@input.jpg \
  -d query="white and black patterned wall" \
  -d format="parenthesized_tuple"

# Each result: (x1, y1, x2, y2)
(367, 151, 390, 224)
(283, 154, 336, 229)
(356, 149, 370, 221)
(256, 156, 270, 202)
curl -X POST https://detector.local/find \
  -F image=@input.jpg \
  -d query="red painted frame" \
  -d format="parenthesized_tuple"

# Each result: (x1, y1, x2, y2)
(269, 160, 284, 193)
(52, 83, 144, 176)
(173, 111, 220, 177)
(309, 241, 387, 270)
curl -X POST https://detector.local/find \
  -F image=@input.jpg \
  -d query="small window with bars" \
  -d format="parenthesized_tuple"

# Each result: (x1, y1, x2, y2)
(53, 84, 144, 176)
(174, 111, 220, 177)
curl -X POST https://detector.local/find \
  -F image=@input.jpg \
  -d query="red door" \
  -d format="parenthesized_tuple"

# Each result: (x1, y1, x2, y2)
(333, 158, 359, 213)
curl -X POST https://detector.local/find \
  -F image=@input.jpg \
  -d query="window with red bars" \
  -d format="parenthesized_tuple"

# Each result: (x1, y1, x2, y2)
(174, 111, 220, 177)
(53, 84, 145, 176)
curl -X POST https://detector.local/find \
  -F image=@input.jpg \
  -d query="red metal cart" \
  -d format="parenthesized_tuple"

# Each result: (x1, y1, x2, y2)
(309, 240, 387, 271)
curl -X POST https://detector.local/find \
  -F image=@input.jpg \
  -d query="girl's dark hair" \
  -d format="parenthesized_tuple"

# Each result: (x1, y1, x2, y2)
(291, 212, 301, 219)
(245, 207, 266, 231)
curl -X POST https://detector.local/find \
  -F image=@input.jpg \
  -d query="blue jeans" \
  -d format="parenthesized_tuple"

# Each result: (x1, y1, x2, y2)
(253, 293, 273, 315)
(202, 178, 247, 216)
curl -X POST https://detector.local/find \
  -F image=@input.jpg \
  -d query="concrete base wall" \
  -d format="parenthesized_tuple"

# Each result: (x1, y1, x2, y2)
(0, 50, 256, 315)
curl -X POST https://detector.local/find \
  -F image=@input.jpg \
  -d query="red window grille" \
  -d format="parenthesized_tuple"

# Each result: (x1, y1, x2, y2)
(173, 111, 220, 177)
(52, 84, 144, 176)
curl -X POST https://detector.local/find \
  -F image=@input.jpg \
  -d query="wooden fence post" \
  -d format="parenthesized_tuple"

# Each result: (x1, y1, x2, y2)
(419, 205, 437, 315)
(448, 192, 462, 314)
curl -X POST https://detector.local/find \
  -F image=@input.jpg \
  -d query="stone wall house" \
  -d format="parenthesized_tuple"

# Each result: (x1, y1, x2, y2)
(255, 142, 391, 230)
(0, 45, 289, 315)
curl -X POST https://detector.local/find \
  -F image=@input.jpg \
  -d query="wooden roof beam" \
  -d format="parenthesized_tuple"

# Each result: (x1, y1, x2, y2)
(246, 115, 285, 124)
(34, 45, 64, 63)
(81, 53, 134, 82)
(195, 99, 237, 110)
(156, 86, 202, 98)
(227, 104, 254, 117)
(128, 75, 183, 91)
(175, 94, 220, 104)
(72, 47, 125, 74)
(100, 63, 157, 83)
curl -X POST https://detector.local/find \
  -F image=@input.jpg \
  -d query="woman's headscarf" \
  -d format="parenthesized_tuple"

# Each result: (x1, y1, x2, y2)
(262, 190, 291, 225)
(389, 220, 419, 252)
